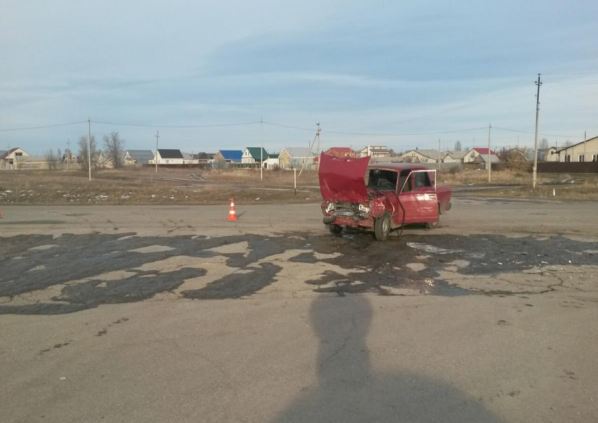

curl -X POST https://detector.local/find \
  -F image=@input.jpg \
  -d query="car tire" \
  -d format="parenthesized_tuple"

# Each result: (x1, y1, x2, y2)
(327, 224, 343, 235)
(374, 214, 391, 241)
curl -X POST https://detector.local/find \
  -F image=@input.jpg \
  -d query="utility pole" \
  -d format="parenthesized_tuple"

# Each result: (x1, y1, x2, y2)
(87, 118, 92, 181)
(315, 121, 321, 155)
(487, 123, 492, 183)
(155, 130, 159, 173)
(532, 73, 542, 190)
(315, 121, 321, 171)
(260, 117, 264, 181)
(437, 138, 441, 169)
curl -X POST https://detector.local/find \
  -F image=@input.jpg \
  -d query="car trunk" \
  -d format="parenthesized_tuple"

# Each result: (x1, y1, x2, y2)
(319, 153, 370, 203)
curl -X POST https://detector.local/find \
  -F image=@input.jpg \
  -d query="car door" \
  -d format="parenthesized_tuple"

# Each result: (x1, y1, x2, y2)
(398, 169, 439, 224)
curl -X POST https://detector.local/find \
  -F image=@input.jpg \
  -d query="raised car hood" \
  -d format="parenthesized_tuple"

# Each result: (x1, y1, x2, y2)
(319, 153, 370, 203)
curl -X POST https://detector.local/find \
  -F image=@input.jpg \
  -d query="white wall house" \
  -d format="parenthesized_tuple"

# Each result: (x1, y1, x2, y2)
(554, 136, 598, 163)
(399, 149, 444, 164)
(242, 147, 268, 164)
(463, 148, 499, 164)
(359, 145, 391, 158)
(264, 154, 279, 169)
(0, 147, 29, 169)
(149, 149, 185, 165)
(443, 151, 467, 163)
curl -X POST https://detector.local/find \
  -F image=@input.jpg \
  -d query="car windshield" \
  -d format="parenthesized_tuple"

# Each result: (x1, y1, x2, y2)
(367, 169, 397, 191)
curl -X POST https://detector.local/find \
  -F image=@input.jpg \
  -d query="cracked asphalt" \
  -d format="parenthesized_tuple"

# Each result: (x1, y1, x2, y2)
(1, 198, 598, 422)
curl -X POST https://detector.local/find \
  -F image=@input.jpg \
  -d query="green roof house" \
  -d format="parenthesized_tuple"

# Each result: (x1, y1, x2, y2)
(242, 147, 269, 164)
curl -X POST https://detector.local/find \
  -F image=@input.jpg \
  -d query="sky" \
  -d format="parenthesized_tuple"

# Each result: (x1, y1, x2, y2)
(1, 0, 597, 155)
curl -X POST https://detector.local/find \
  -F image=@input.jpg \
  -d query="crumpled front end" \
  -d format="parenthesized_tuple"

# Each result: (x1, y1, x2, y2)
(321, 200, 374, 228)
(321, 194, 389, 228)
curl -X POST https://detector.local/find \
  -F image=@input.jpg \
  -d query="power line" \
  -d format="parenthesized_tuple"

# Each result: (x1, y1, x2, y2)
(91, 120, 261, 129)
(264, 120, 488, 137)
(0, 118, 584, 140)
(0, 121, 87, 132)
(493, 125, 578, 138)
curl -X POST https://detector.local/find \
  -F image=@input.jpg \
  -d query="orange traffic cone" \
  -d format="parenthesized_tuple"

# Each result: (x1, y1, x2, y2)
(227, 198, 238, 222)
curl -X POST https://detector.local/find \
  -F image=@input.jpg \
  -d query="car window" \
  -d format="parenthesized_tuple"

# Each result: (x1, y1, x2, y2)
(399, 170, 412, 192)
(413, 172, 432, 188)
(368, 170, 398, 191)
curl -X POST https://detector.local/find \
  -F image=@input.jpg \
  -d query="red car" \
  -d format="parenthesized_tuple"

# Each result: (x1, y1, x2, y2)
(319, 153, 452, 240)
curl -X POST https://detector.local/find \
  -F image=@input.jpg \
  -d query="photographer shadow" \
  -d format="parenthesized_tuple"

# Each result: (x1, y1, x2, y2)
(273, 295, 502, 422)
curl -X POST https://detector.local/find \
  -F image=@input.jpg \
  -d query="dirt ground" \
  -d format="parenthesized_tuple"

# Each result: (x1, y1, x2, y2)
(2, 167, 597, 205)
(1, 199, 598, 422)
(0, 167, 321, 205)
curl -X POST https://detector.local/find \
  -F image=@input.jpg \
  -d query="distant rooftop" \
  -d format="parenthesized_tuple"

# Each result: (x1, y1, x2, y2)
(158, 149, 183, 159)
(219, 150, 243, 162)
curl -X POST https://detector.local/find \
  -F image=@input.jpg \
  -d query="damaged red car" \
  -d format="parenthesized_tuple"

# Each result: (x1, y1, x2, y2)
(319, 153, 452, 241)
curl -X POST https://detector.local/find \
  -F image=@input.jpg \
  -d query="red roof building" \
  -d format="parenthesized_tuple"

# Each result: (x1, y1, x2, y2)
(324, 147, 357, 158)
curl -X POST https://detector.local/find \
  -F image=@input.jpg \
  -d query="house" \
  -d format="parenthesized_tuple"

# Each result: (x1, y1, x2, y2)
(399, 149, 444, 164)
(279, 147, 317, 170)
(443, 151, 467, 163)
(193, 152, 215, 167)
(359, 145, 392, 158)
(553, 136, 598, 163)
(0, 147, 29, 169)
(182, 152, 200, 165)
(213, 150, 243, 167)
(463, 148, 500, 164)
(264, 153, 279, 169)
(149, 149, 185, 165)
(242, 147, 269, 164)
(124, 150, 154, 166)
(324, 147, 356, 158)
(95, 150, 113, 168)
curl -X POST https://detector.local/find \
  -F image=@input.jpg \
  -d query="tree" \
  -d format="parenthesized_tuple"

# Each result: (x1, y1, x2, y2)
(454, 140, 462, 152)
(45, 149, 61, 170)
(539, 138, 549, 150)
(104, 131, 125, 168)
(78, 135, 97, 171)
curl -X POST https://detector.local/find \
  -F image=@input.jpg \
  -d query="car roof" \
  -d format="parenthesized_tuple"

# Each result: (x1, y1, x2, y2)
(368, 162, 429, 172)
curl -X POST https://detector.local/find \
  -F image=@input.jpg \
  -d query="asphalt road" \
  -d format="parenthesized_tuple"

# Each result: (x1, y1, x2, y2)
(1, 198, 597, 422)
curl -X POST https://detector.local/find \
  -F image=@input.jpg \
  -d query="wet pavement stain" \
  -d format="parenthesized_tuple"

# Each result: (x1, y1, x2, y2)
(182, 262, 282, 300)
(0, 231, 597, 314)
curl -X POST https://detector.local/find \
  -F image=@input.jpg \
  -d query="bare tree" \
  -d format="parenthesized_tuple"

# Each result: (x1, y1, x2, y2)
(454, 140, 462, 152)
(45, 149, 61, 170)
(78, 135, 97, 171)
(539, 138, 549, 150)
(104, 131, 125, 168)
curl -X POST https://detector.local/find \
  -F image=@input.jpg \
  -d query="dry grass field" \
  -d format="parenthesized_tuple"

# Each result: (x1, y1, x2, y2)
(0, 167, 320, 205)
(438, 168, 598, 200)
(1, 166, 597, 205)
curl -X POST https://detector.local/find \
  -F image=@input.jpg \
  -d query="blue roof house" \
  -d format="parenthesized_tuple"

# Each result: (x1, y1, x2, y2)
(214, 150, 243, 167)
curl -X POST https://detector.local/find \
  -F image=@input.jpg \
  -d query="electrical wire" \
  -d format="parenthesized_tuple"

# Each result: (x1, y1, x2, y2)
(91, 120, 261, 129)
(0, 121, 87, 132)
(493, 126, 580, 138)
(0, 118, 584, 140)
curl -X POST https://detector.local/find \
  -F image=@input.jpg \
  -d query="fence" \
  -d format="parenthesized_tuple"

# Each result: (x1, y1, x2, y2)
(538, 162, 598, 173)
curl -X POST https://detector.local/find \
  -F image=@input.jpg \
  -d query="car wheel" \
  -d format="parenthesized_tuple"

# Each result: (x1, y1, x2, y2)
(327, 224, 343, 235)
(374, 214, 391, 241)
